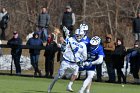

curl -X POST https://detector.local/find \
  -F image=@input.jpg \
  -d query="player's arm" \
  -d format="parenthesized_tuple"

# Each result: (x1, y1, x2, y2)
(85, 46, 104, 66)
(91, 46, 104, 65)
(91, 55, 104, 65)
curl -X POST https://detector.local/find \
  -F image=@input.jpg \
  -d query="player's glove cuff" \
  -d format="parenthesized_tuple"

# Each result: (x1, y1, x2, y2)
(83, 62, 89, 66)
(83, 62, 92, 67)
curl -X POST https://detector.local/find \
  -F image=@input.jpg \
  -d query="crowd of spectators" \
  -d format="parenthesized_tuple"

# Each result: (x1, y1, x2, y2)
(0, 6, 140, 85)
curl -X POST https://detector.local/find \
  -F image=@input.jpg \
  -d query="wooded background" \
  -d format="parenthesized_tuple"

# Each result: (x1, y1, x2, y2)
(0, 0, 140, 47)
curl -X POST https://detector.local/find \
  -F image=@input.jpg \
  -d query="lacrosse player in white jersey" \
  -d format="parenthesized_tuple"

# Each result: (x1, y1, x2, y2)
(48, 28, 87, 93)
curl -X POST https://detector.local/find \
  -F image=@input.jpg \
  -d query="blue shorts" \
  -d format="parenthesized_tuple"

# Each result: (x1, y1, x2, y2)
(79, 65, 96, 71)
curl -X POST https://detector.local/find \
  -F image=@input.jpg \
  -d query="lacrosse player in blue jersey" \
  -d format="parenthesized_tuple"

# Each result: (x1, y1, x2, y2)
(79, 36, 105, 93)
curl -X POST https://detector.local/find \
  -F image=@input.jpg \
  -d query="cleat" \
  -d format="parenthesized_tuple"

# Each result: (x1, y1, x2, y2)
(66, 86, 74, 92)
(85, 89, 90, 93)
(86, 91, 90, 93)
(78, 90, 84, 93)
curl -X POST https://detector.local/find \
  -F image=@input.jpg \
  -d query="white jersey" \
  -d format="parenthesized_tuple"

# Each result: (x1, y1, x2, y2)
(63, 37, 87, 63)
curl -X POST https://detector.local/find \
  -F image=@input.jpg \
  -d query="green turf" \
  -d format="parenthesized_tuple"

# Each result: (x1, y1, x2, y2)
(0, 75, 139, 93)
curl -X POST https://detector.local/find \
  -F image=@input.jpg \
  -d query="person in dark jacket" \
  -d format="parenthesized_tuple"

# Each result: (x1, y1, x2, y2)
(37, 7, 50, 42)
(7, 31, 22, 75)
(44, 34, 58, 78)
(112, 38, 126, 83)
(133, 10, 140, 41)
(103, 34, 116, 83)
(126, 42, 140, 84)
(0, 7, 10, 40)
(26, 32, 43, 77)
(60, 5, 75, 38)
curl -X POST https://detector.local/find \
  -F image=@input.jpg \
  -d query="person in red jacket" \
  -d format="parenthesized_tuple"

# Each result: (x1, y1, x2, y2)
(44, 34, 58, 78)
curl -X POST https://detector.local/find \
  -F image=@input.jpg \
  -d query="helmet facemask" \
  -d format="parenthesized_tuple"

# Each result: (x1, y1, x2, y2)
(75, 29, 85, 42)
(75, 34, 84, 41)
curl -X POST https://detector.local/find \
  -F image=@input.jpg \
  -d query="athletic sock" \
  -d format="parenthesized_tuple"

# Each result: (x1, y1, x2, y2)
(68, 81, 73, 87)
(80, 78, 92, 91)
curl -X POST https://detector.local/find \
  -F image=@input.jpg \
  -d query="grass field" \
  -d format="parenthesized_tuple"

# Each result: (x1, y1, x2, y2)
(0, 75, 139, 93)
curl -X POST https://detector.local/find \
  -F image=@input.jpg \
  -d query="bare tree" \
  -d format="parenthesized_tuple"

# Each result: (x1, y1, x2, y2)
(0, 0, 139, 46)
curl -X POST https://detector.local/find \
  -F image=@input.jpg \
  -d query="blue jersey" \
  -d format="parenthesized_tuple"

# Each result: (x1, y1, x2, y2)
(87, 44, 104, 61)
(81, 36, 90, 45)
(79, 44, 104, 71)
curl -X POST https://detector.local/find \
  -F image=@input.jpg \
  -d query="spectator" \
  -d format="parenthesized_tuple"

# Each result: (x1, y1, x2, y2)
(132, 9, 140, 42)
(37, 7, 50, 42)
(126, 42, 140, 84)
(44, 34, 58, 78)
(112, 38, 126, 83)
(103, 34, 116, 83)
(0, 7, 10, 40)
(26, 32, 43, 77)
(60, 5, 75, 38)
(7, 31, 22, 75)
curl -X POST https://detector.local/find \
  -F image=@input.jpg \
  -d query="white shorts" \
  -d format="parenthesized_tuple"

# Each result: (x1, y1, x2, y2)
(58, 60, 79, 78)
(87, 70, 96, 78)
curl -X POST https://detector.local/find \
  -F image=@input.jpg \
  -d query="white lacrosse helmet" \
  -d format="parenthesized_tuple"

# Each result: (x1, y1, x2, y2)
(90, 36, 101, 45)
(80, 24, 88, 31)
(75, 29, 85, 41)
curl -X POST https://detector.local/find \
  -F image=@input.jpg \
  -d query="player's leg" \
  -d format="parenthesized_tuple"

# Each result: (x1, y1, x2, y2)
(67, 64, 79, 92)
(48, 61, 67, 92)
(67, 75, 77, 92)
(79, 71, 96, 93)
(86, 82, 91, 93)
(48, 74, 59, 93)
